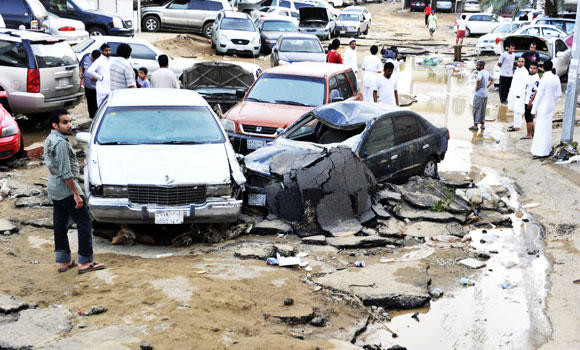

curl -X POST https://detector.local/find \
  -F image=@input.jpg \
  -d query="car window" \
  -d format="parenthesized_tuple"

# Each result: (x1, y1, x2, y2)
(284, 114, 318, 140)
(189, 0, 206, 10)
(280, 38, 322, 53)
(0, 0, 28, 16)
(245, 73, 325, 107)
(564, 22, 575, 33)
(394, 114, 419, 145)
(280, 0, 290, 8)
(336, 73, 353, 99)
(220, 17, 254, 31)
(346, 70, 358, 94)
(96, 106, 224, 145)
(365, 117, 394, 155)
(338, 14, 359, 21)
(556, 40, 568, 52)
(262, 20, 296, 32)
(524, 27, 540, 36)
(0, 40, 28, 68)
(107, 42, 121, 55)
(31, 42, 77, 68)
(130, 44, 157, 60)
(207, 2, 223, 11)
(294, 2, 313, 9)
(543, 27, 562, 37)
(169, 1, 189, 9)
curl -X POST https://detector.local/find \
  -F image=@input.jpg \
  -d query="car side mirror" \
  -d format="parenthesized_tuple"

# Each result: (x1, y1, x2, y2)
(76, 132, 90, 143)
(236, 88, 247, 98)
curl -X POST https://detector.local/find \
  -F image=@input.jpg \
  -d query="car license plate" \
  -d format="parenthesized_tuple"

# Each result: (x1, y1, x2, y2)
(248, 193, 266, 206)
(340, 30, 345, 34)
(154, 211, 184, 224)
(57, 78, 71, 87)
(247, 139, 266, 150)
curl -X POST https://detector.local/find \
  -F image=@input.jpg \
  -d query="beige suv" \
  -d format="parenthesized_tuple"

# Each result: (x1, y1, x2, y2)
(0, 29, 83, 115)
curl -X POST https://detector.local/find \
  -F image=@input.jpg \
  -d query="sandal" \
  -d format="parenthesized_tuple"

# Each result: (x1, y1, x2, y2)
(520, 136, 532, 140)
(58, 260, 75, 273)
(468, 126, 478, 131)
(78, 262, 105, 274)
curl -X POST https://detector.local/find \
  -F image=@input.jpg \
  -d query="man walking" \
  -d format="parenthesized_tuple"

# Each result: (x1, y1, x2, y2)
(456, 16, 467, 46)
(428, 10, 438, 38)
(374, 62, 398, 106)
(44, 109, 105, 274)
(86, 43, 111, 106)
(424, 3, 432, 27)
(523, 62, 540, 139)
(497, 43, 515, 104)
(151, 54, 179, 88)
(343, 39, 358, 74)
(522, 42, 540, 70)
(109, 43, 136, 91)
(79, 50, 100, 118)
(507, 57, 528, 132)
(470, 60, 494, 131)
(361, 45, 382, 74)
(530, 60, 561, 158)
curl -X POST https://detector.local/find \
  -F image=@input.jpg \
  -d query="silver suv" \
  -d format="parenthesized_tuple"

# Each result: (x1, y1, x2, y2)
(141, 0, 232, 38)
(0, 29, 83, 115)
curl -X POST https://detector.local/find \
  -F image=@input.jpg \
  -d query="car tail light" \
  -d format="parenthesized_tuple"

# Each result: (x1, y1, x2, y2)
(27, 69, 40, 93)
(58, 26, 76, 31)
(31, 20, 39, 30)
(496, 37, 501, 44)
(447, 128, 450, 140)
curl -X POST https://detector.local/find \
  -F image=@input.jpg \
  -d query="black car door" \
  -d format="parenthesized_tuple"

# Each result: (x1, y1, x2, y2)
(392, 113, 423, 176)
(361, 116, 400, 181)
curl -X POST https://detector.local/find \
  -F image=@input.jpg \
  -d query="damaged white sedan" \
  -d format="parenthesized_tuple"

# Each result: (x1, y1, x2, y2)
(76, 89, 245, 225)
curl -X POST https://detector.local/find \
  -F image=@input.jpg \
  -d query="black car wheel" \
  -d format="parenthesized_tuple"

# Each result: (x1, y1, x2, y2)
(143, 16, 160, 32)
(422, 157, 438, 178)
(88, 26, 106, 36)
(203, 22, 214, 39)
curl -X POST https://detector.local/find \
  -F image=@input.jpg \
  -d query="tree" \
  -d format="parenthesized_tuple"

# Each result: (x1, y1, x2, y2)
(478, 0, 563, 18)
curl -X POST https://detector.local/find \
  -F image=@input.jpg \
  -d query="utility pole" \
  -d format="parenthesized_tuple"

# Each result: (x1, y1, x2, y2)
(561, 0, 580, 143)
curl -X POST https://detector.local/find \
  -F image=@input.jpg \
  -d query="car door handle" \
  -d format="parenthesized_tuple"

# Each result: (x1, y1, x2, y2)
(391, 154, 398, 160)
(422, 144, 429, 149)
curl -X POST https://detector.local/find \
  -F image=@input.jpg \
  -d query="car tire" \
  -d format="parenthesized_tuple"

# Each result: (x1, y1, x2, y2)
(356, 29, 360, 37)
(363, 26, 369, 35)
(465, 28, 471, 37)
(211, 40, 216, 49)
(421, 157, 438, 178)
(202, 22, 214, 39)
(142, 16, 160, 32)
(15, 135, 24, 158)
(88, 26, 106, 36)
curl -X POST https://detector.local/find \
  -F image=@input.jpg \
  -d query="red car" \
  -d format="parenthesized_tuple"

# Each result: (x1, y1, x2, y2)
(0, 92, 22, 160)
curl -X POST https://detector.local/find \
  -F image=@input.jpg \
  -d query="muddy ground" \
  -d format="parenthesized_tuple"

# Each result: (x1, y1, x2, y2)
(1, 3, 580, 349)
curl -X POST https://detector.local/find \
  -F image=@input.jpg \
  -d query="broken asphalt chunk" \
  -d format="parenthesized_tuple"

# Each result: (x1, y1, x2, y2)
(0, 219, 19, 235)
(327, 235, 402, 249)
(393, 176, 472, 214)
(393, 202, 467, 223)
(250, 219, 293, 235)
(301, 235, 327, 245)
(0, 295, 28, 314)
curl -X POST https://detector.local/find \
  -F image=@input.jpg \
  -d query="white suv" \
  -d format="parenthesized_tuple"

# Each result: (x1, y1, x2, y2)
(211, 11, 261, 57)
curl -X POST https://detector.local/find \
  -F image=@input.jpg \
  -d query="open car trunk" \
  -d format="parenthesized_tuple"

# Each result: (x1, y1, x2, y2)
(299, 7, 329, 28)
(502, 35, 550, 55)
(182, 61, 256, 113)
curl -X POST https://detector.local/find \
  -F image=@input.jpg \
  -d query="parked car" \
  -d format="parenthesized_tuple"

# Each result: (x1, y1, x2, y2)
(222, 62, 359, 154)
(182, 61, 262, 113)
(514, 24, 567, 38)
(211, 11, 261, 57)
(436, 0, 453, 13)
(454, 13, 501, 37)
(515, 8, 542, 21)
(335, 11, 369, 36)
(463, 0, 480, 12)
(297, 6, 335, 40)
(75, 88, 245, 224)
(533, 17, 575, 35)
(0, 29, 83, 115)
(270, 33, 325, 66)
(476, 21, 529, 55)
(141, 0, 232, 38)
(42, 12, 88, 45)
(410, 1, 426, 12)
(258, 17, 298, 53)
(0, 91, 23, 160)
(243, 102, 449, 206)
(0, 0, 48, 31)
(494, 35, 571, 84)
(238, 0, 273, 14)
(342, 6, 371, 23)
(251, 6, 300, 23)
(40, 0, 133, 37)
(73, 36, 196, 81)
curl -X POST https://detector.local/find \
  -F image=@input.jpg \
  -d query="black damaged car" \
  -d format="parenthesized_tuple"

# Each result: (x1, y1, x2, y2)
(242, 102, 449, 207)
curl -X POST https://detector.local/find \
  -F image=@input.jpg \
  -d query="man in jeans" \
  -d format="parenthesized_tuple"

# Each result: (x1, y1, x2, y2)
(497, 43, 515, 104)
(79, 50, 100, 118)
(44, 109, 105, 274)
(469, 60, 494, 131)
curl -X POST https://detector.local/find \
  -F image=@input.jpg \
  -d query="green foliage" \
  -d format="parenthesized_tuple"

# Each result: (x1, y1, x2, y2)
(479, 0, 564, 18)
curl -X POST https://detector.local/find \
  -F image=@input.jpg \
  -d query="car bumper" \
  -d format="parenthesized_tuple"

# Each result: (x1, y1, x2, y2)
(88, 196, 242, 224)
(7, 91, 84, 114)
(108, 27, 134, 37)
(228, 132, 274, 155)
(476, 43, 497, 53)
(298, 28, 330, 39)
(218, 42, 260, 56)
(0, 134, 21, 160)
(336, 28, 359, 36)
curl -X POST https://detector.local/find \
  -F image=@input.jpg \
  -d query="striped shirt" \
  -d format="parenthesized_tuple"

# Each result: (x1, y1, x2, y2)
(44, 130, 84, 201)
(109, 57, 136, 91)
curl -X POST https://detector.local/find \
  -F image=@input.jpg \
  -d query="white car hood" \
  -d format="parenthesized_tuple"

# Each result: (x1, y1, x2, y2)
(96, 144, 232, 185)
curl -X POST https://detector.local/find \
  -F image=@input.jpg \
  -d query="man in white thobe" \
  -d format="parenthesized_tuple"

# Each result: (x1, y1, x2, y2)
(530, 60, 561, 157)
(361, 45, 382, 102)
(343, 39, 358, 74)
(507, 57, 528, 132)
(86, 43, 111, 106)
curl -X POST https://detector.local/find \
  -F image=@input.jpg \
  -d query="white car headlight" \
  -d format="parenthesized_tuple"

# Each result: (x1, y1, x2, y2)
(102, 185, 128, 197)
(221, 119, 236, 133)
(112, 17, 123, 28)
(0, 124, 18, 138)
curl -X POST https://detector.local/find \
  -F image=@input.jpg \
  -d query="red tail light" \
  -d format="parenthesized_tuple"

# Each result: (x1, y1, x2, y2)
(447, 128, 450, 140)
(27, 69, 40, 93)
(58, 26, 76, 31)
(495, 37, 501, 44)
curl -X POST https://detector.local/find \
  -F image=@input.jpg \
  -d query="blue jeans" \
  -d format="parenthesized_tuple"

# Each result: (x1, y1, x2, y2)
(53, 195, 93, 263)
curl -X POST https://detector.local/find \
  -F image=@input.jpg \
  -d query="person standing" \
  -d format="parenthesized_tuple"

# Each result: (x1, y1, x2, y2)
(469, 60, 494, 131)
(424, 3, 432, 27)
(456, 16, 467, 46)
(507, 57, 529, 132)
(374, 62, 398, 106)
(521, 42, 541, 70)
(79, 50, 100, 119)
(497, 43, 515, 104)
(326, 39, 343, 64)
(44, 109, 105, 274)
(361, 45, 382, 74)
(523, 62, 540, 139)
(109, 43, 136, 91)
(361, 45, 382, 102)
(530, 60, 561, 158)
(342, 39, 358, 74)
(137, 67, 151, 88)
(151, 54, 179, 89)
(86, 43, 111, 106)
(428, 10, 438, 38)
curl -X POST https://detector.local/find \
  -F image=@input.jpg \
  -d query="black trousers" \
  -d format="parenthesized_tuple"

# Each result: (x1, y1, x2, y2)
(499, 76, 512, 104)
(425, 14, 429, 26)
(85, 87, 97, 119)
